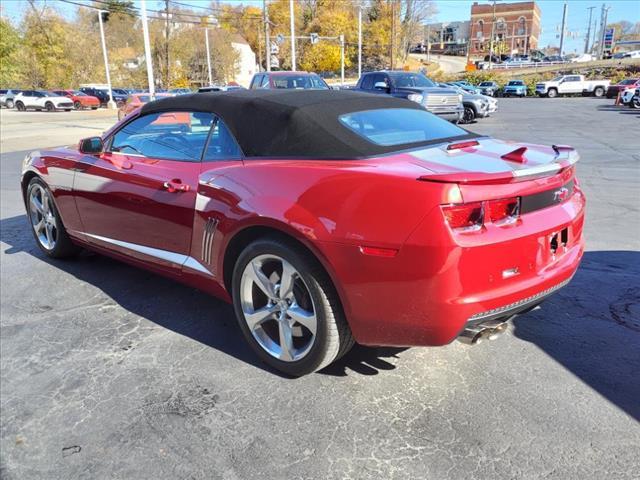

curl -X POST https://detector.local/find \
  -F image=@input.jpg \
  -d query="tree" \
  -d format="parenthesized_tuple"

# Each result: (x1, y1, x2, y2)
(606, 21, 640, 42)
(0, 19, 21, 87)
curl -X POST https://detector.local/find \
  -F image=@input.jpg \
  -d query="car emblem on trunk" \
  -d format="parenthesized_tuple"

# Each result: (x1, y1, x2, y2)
(441, 97, 448, 103)
(554, 187, 569, 202)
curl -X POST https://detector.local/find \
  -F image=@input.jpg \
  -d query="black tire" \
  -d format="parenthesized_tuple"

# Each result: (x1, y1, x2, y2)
(462, 105, 476, 124)
(232, 237, 354, 376)
(64, 109, 71, 112)
(15, 101, 25, 111)
(45, 102, 54, 112)
(547, 88, 558, 98)
(74, 101, 82, 110)
(6, 99, 14, 109)
(91, 106, 98, 110)
(631, 97, 640, 109)
(25, 177, 81, 259)
(593, 86, 604, 97)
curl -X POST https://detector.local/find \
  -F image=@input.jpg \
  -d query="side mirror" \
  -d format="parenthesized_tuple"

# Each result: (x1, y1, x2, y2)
(79, 136, 104, 154)
(374, 81, 389, 91)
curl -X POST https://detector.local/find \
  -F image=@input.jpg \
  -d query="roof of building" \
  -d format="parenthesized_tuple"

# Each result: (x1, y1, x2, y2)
(140, 90, 471, 159)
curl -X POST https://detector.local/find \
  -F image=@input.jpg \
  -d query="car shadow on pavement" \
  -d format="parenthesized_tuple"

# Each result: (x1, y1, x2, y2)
(512, 250, 640, 421)
(1, 214, 410, 379)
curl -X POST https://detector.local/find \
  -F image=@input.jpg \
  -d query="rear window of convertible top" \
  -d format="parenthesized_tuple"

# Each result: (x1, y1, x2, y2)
(339, 108, 467, 147)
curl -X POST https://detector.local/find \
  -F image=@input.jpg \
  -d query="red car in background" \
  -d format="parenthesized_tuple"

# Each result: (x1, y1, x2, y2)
(51, 89, 100, 110)
(20, 91, 585, 376)
(605, 78, 640, 99)
(118, 92, 173, 120)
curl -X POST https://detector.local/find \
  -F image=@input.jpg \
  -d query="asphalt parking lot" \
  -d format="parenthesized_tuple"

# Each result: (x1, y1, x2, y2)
(1, 98, 639, 479)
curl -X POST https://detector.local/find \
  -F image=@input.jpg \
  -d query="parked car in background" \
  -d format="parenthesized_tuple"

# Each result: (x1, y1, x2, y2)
(629, 88, 640, 108)
(535, 75, 610, 98)
(443, 84, 498, 123)
(51, 89, 100, 110)
(0, 89, 23, 108)
(570, 54, 594, 63)
(117, 93, 173, 120)
(543, 55, 566, 62)
(503, 80, 527, 97)
(606, 78, 640, 98)
(14, 90, 74, 112)
(198, 85, 245, 93)
(79, 87, 110, 106)
(451, 81, 481, 94)
(478, 81, 499, 96)
(249, 71, 330, 90)
(622, 50, 640, 59)
(169, 88, 193, 95)
(20, 90, 585, 376)
(355, 71, 463, 123)
(620, 87, 638, 106)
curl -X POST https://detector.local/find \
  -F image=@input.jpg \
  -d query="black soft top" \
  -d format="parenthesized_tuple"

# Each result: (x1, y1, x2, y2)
(140, 89, 460, 159)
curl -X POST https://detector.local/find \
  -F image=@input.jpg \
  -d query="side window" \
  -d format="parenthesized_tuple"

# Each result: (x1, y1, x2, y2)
(109, 111, 214, 162)
(250, 75, 262, 89)
(360, 74, 374, 90)
(203, 117, 242, 161)
(371, 73, 389, 88)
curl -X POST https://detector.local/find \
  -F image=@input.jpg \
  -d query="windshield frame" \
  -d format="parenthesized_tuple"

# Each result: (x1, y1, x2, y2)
(388, 73, 436, 88)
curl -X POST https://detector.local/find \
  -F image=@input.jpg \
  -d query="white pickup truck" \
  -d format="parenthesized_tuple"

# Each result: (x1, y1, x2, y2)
(535, 75, 610, 98)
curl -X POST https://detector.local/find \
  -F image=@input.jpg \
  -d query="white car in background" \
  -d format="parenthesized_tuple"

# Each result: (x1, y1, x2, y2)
(13, 90, 74, 112)
(570, 54, 594, 63)
(622, 50, 640, 59)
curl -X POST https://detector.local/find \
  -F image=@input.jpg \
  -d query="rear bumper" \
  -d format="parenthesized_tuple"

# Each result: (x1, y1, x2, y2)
(319, 186, 586, 347)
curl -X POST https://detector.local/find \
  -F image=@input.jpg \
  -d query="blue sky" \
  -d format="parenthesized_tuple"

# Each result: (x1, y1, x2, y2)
(1, 0, 638, 53)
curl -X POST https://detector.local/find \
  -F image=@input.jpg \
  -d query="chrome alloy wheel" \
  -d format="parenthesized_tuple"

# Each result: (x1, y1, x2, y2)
(28, 184, 57, 250)
(240, 254, 317, 362)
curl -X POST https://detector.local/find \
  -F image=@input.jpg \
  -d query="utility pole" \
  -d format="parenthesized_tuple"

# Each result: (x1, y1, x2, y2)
(426, 23, 431, 62)
(164, 0, 170, 89)
(97, 10, 115, 109)
(592, 16, 598, 54)
(390, 0, 396, 69)
(140, 0, 155, 97)
(488, 0, 497, 69)
(585, 6, 595, 53)
(340, 34, 345, 86)
(358, 3, 362, 78)
(264, 0, 271, 71)
(205, 28, 212, 86)
(597, 4, 605, 59)
(559, 2, 568, 57)
(289, 0, 296, 70)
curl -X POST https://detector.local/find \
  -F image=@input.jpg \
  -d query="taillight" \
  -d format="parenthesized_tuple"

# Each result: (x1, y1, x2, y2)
(487, 197, 520, 225)
(441, 202, 484, 232)
(442, 197, 520, 232)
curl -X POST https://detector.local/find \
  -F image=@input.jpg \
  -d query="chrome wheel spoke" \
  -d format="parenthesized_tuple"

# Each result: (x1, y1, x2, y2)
(30, 195, 44, 215)
(278, 321, 295, 361)
(34, 219, 45, 234)
(45, 223, 54, 247)
(287, 306, 317, 335)
(279, 259, 296, 299)
(244, 306, 276, 331)
(249, 261, 277, 299)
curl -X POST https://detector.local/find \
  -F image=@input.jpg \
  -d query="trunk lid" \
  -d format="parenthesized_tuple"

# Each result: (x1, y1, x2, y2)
(398, 137, 578, 185)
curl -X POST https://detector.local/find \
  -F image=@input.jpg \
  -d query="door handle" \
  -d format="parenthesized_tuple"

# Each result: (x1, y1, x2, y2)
(163, 179, 190, 193)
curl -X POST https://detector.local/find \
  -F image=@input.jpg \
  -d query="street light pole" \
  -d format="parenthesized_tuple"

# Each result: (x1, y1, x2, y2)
(340, 34, 345, 86)
(205, 28, 213, 86)
(559, 2, 568, 57)
(97, 10, 115, 109)
(140, 0, 155, 98)
(585, 6, 595, 53)
(289, 0, 296, 70)
(264, 0, 271, 72)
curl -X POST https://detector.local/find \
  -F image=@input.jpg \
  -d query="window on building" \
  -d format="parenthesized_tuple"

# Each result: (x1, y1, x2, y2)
(518, 17, 526, 36)
(476, 20, 484, 39)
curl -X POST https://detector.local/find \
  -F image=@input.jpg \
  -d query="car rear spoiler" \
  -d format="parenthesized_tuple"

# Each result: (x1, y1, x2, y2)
(417, 145, 579, 185)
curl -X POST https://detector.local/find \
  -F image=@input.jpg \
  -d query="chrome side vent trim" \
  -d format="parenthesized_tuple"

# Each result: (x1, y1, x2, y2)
(202, 218, 218, 265)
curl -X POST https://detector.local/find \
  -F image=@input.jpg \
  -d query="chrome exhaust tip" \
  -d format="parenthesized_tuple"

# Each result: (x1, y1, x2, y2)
(458, 320, 509, 345)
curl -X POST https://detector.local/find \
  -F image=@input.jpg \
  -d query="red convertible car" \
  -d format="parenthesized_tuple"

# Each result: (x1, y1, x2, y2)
(21, 90, 585, 376)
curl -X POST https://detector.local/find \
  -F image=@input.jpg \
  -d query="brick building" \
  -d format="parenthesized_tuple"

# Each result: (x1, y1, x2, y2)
(469, 1, 541, 56)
